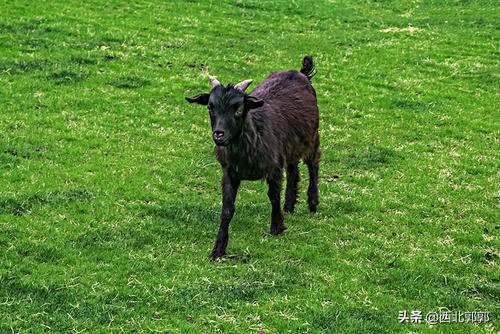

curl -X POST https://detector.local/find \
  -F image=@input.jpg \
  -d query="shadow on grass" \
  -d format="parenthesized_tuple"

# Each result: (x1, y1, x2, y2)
(0, 59, 53, 74)
(330, 199, 363, 214)
(68, 199, 220, 252)
(343, 146, 399, 170)
(312, 306, 390, 333)
(109, 75, 150, 89)
(137, 199, 217, 226)
(47, 69, 88, 85)
(0, 56, 97, 75)
(0, 189, 92, 216)
(0, 53, 100, 75)
(15, 243, 63, 264)
(69, 55, 98, 65)
(0, 275, 115, 330)
(0, 275, 78, 310)
(133, 200, 269, 260)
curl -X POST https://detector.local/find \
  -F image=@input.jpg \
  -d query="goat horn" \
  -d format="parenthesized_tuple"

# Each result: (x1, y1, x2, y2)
(208, 75, 220, 88)
(235, 79, 253, 92)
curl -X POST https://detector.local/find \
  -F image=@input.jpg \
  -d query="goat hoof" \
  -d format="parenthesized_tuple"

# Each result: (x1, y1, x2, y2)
(308, 202, 318, 213)
(270, 224, 286, 235)
(210, 249, 226, 260)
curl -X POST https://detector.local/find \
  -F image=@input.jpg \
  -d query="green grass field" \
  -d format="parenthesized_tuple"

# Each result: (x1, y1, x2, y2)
(1, 0, 498, 333)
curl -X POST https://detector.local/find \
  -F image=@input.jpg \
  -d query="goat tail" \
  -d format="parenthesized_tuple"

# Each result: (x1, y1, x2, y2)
(300, 55, 316, 81)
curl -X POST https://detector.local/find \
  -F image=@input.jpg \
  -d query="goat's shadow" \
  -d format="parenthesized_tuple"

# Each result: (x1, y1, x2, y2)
(136, 199, 272, 261)
(138, 200, 215, 223)
(136, 144, 403, 261)
(134, 199, 309, 263)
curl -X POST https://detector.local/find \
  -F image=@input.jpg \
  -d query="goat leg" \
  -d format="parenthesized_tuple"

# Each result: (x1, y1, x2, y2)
(267, 169, 286, 235)
(284, 163, 299, 213)
(211, 172, 240, 259)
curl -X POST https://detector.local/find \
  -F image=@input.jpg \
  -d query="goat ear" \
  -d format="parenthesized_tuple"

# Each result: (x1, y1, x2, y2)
(245, 95, 264, 109)
(185, 93, 210, 105)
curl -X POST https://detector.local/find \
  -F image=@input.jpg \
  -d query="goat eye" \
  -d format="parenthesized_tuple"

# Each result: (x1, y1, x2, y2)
(231, 104, 241, 113)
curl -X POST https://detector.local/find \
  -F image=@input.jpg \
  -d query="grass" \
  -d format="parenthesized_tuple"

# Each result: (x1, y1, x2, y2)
(0, 0, 498, 333)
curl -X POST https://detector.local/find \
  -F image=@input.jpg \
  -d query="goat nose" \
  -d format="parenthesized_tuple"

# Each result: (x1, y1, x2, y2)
(213, 131, 224, 140)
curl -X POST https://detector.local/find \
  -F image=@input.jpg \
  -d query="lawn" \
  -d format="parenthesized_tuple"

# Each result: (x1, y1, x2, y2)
(0, 0, 498, 333)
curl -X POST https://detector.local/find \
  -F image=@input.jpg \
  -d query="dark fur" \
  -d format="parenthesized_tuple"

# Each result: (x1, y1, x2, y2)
(186, 56, 320, 259)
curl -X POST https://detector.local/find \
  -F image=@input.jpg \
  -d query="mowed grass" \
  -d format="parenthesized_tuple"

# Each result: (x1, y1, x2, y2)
(0, 0, 498, 333)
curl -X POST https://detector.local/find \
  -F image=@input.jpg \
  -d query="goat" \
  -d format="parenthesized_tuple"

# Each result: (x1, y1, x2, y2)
(186, 56, 320, 259)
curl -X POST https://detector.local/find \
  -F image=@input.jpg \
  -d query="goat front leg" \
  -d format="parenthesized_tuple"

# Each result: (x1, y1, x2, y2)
(267, 169, 286, 235)
(211, 172, 240, 259)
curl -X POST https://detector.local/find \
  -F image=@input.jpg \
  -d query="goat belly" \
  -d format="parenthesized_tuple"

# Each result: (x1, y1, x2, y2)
(229, 164, 266, 181)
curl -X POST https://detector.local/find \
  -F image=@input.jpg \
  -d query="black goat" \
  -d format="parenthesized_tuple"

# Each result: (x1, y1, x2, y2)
(186, 56, 320, 259)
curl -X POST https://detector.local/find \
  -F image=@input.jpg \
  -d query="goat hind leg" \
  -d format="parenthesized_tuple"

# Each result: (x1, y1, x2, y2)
(267, 170, 286, 235)
(305, 147, 320, 213)
(284, 163, 299, 213)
